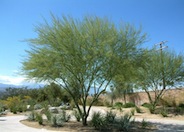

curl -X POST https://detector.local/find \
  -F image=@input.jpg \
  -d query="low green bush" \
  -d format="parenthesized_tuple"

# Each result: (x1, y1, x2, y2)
(73, 109, 81, 122)
(34, 104, 42, 110)
(142, 103, 152, 108)
(44, 109, 52, 121)
(59, 110, 71, 122)
(123, 102, 135, 108)
(141, 119, 149, 129)
(135, 106, 142, 113)
(105, 111, 116, 124)
(51, 115, 63, 127)
(36, 113, 43, 125)
(28, 111, 37, 121)
(178, 103, 184, 108)
(117, 113, 132, 131)
(91, 112, 105, 130)
(160, 108, 168, 117)
(113, 102, 123, 111)
(91, 111, 134, 131)
(175, 107, 184, 115)
(11, 107, 17, 114)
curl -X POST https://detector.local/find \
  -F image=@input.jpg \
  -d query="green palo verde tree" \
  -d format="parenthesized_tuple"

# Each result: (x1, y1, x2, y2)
(22, 15, 146, 126)
(137, 49, 184, 113)
(111, 46, 146, 104)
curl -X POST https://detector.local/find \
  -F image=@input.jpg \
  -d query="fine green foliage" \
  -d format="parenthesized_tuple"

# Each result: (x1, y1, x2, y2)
(28, 111, 37, 121)
(113, 102, 123, 111)
(34, 104, 42, 110)
(105, 111, 116, 124)
(160, 108, 168, 117)
(42, 106, 52, 121)
(117, 113, 133, 131)
(123, 102, 135, 108)
(91, 111, 133, 131)
(137, 49, 184, 113)
(135, 106, 142, 113)
(22, 15, 147, 126)
(73, 109, 81, 122)
(59, 110, 71, 122)
(142, 103, 152, 109)
(141, 119, 149, 129)
(91, 112, 105, 130)
(36, 113, 43, 125)
(51, 115, 63, 127)
(178, 103, 184, 108)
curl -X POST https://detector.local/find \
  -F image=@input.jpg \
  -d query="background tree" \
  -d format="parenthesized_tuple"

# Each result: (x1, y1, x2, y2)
(137, 49, 184, 113)
(22, 15, 146, 125)
(111, 47, 146, 104)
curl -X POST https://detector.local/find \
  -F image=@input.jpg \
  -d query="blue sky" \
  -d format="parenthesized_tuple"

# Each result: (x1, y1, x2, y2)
(0, 0, 183, 85)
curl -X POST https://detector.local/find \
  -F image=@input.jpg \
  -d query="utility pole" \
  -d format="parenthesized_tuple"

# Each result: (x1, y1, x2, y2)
(155, 41, 168, 89)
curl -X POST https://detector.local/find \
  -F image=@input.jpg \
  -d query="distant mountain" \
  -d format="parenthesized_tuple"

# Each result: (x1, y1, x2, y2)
(0, 83, 44, 91)
(0, 83, 19, 91)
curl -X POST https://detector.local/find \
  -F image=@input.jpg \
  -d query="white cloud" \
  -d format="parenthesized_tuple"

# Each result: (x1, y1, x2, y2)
(0, 75, 48, 88)
(0, 75, 26, 85)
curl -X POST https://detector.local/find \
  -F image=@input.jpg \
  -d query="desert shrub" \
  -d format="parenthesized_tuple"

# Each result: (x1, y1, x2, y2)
(135, 106, 142, 113)
(0, 103, 5, 113)
(17, 104, 27, 113)
(69, 100, 76, 109)
(123, 102, 135, 108)
(59, 110, 71, 122)
(11, 107, 17, 114)
(91, 112, 105, 130)
(178, 103, 184, 108)
(36, 113, 43, 125)
(34, 104, 42, 110)
(142, 103, 152, 108)
(44, 109, 52, 121)
(73, 109, 81, 122)
(51, 115, 63, 127)
(160, 108, 168, 117)
(141, 119, 149, 129)
(113, 102, 123, 111)
(149, 106, 156, 114)
(28, 111, 37, 121)
(142, 103, 156, 114)
(174, 107, 184, 115)
(114, 102, 123, 107)
(105, 111, 116, 124)
(117, 113, 132, 131)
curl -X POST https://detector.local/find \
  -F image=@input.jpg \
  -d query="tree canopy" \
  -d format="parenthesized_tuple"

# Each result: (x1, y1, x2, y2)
(22, 15, 147, 125)
(136, 48, 184, 112)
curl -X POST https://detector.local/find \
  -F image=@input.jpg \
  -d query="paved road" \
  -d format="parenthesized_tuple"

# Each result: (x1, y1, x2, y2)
(0, 115, 56, 132)
(135, 118, 184, 132)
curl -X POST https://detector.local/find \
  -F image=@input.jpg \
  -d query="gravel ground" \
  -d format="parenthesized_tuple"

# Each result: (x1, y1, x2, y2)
(0, 106, 184, 132)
